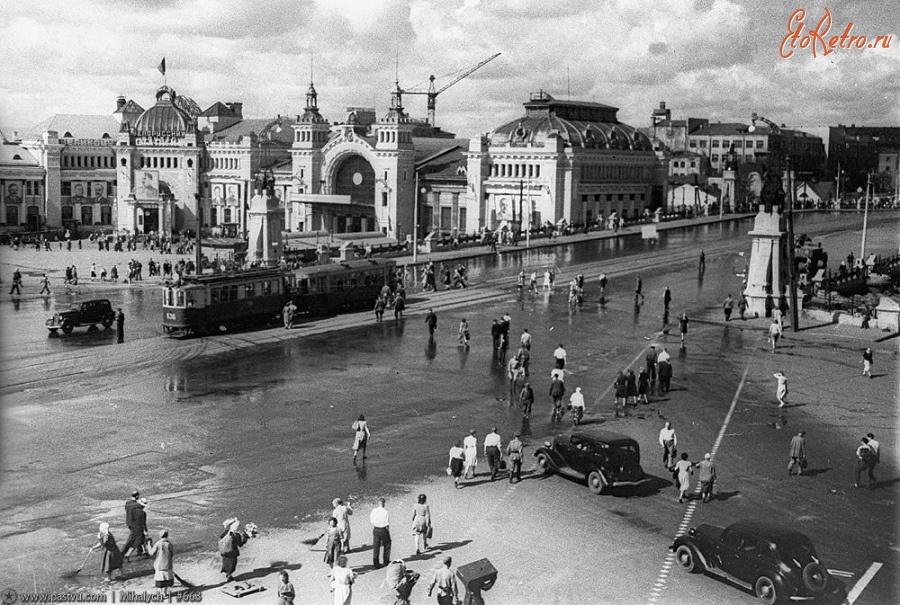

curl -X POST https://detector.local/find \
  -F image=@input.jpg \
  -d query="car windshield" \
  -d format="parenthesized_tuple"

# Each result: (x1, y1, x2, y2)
(70, 304, 81, 311)
(776, 536, 817, 564)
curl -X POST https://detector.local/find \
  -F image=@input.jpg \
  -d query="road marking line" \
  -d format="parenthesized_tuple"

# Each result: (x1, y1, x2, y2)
(827, 568, 854, 578)
(846, 562, 883, 605)
(645, 367, 749, 605)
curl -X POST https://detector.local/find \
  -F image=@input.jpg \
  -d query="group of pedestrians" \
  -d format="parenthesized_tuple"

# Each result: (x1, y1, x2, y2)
(448, 428, 525, 487)
(81, 491, 175, 596)
(657, 422, 717, 504)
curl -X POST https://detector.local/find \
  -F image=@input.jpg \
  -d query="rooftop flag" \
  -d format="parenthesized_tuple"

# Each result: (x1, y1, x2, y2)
(157, 58, 166, 76)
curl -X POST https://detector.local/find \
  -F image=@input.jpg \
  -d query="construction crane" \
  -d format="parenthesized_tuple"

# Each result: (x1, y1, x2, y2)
(403, 53, 501, 127)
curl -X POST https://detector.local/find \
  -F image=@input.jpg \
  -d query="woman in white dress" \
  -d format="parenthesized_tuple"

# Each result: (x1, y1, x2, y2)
(673, 453, 694, 503)
(463, 430, 478, 479)
(773, 372, 788, 407)
(329, 555, 356, 605)
(331, 498, 353, 552)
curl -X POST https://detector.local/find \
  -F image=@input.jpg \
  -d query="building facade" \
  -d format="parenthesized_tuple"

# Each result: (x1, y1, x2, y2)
(471, 91, 657, 231)
(829, 125, 900, 191)
(4, 82, 658, 240)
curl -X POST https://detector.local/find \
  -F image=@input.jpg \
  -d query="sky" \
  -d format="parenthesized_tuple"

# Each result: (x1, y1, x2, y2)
(1, 0, 897, 138)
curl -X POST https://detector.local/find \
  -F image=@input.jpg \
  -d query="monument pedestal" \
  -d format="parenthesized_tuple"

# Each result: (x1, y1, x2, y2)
(247, 188, 284, 267)
(744, 205, 788, 318)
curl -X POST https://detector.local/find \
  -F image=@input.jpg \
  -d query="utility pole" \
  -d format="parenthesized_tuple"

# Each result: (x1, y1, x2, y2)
(413, 172, 419, 264)
(785, 157, 799, 332)
(860, 171, 871, 265)
(194, 193, 203, 274)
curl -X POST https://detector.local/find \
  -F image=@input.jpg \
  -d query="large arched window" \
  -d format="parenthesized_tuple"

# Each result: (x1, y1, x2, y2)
(100, 205, 112, 225)
(61, 205, 74, 221)
(333, 154, 375, 206)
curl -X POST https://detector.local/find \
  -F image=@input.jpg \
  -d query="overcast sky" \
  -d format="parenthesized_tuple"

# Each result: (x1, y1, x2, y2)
(1, 0, 897, 137)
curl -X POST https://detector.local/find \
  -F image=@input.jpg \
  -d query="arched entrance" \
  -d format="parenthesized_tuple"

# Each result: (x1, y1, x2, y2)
(332, 154, 376, 232)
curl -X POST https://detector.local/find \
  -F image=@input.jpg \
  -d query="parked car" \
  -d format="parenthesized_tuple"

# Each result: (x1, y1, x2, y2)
(671, 521, 846, 605)
(533, 430, 646, 494)
(46, 299, 116, 334)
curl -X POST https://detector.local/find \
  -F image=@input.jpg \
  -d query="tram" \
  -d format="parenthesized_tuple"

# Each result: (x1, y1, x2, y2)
(162, 267, 294, 335)
(292, 258, 396, 315)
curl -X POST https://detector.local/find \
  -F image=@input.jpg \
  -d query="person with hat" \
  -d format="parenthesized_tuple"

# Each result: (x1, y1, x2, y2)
(519, 382, 535, 419)
(695, 453, 717, 503)
(506, 433, 525, 484)
(219, 517, 249, 582)
(386, 557, 420, 605)
(332, 498, 353, 552)
(90, 521, 124, 581)
(123, 492, 148, 562)
(146, 529, 174, 597)
(569, 386, 586, 425)
(427, 556, 459, 605)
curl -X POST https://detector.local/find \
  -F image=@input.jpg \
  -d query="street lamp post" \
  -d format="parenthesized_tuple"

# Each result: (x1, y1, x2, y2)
(194, 193, 203, 274)
(785, 156, 799, 332)
(860, 171, 871, 265)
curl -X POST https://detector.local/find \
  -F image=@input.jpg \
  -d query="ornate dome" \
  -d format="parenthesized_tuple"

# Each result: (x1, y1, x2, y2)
(134, 86, 193, 134)
(490, 115, 652, 151)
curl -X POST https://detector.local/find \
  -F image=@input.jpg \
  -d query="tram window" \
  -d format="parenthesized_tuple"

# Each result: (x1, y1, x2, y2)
(186, 294, 195, 308)
(165, 288, 174, 306)
(350, 278, 357, 287)
(263, 280, 272, 296)
(299, 279, 309, 294)
(245, 283, 255, 298)
(211, 288, 219, 304)
(228, 285, 238, 301)
(176, 291, 185, 307)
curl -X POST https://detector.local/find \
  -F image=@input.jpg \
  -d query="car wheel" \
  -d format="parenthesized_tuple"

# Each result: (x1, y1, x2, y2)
(754, 575, 783, 605)
(61, 321, 74, 334)
(102, 317, 113, 328)
(587, 470, 609, 494)
(536, 453, 552, 476)
(801, 562, 828, 593)
(675, 544, 704, 573)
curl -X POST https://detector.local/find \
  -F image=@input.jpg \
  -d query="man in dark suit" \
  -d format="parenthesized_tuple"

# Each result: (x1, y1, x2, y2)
(123, 491, 147, 561)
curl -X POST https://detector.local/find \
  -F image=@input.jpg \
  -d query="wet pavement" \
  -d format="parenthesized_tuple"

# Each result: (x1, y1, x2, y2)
(0, 211, 897, 603)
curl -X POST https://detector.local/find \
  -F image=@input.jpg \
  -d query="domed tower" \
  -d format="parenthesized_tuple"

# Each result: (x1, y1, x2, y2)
(373, 82, 415, 240)
(115, 84, 201, 236)
(291, 80, 330, 228)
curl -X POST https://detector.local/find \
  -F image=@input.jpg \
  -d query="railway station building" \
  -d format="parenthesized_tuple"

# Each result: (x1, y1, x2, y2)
(2, 76, 658, 242)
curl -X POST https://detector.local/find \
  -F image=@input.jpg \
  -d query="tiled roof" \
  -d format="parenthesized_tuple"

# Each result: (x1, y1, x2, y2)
(200, 102, 238, 118)
(22, 114, 120, 141)
(0, 142, 40, 166)
(691, 122, 757, 136)
(413, 138, 469, 164)
(209, 117, 296, 144)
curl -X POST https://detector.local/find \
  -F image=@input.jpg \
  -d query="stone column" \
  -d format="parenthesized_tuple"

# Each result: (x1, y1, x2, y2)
(744, 205, 787, 318)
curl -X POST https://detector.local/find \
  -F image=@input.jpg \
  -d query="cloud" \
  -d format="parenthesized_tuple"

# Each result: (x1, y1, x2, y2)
(0, 0, 896, 136)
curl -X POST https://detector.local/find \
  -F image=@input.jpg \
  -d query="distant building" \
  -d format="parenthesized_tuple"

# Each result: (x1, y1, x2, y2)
(828, 125, 900, 190)
(2, 78, 658, 239)
(471, 91, 658, 230)
(668, 151, 710, 180)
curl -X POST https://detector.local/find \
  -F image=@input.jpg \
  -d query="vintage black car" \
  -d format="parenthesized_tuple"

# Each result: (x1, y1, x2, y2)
(46, 299, 116, 334)
(533, 431, 646, 494)
(671, 521, 846, 605)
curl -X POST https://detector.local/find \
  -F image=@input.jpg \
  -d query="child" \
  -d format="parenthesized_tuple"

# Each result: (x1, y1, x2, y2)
(277, 570, 295, 605)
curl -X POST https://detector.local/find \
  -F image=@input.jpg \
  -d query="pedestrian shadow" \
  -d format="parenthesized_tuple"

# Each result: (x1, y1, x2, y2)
(868, 373, 888, 379)
(801, 467, 831, 477)
(347, 544, 374, 554)
(710, 490, 741, 501)
(406, 539, 473, 563)
(578, 416, 607, 426)
(190, 562, 304, 592)
(871, 477, 900, 490)
(613, 474, 672, 498)
(778, 403, 807, 409)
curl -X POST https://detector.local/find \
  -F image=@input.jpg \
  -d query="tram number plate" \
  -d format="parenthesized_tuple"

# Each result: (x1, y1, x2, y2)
(166, 312, 176, 321)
